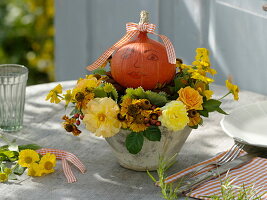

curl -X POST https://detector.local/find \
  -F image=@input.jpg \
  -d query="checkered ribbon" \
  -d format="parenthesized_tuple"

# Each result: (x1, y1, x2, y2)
(36, 148, 86, 183)
(86, 22, 176, 71)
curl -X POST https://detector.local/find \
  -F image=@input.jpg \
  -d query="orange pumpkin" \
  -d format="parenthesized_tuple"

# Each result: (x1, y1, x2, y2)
(111, 32, 176, 90)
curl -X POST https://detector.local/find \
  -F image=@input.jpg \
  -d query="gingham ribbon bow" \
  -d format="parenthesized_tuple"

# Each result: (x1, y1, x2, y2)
(37, 148, 86, 183)
(86, 22, 176, 71)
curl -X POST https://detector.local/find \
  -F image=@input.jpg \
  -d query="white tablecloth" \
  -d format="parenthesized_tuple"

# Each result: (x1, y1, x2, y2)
(1, 81, 267, 200)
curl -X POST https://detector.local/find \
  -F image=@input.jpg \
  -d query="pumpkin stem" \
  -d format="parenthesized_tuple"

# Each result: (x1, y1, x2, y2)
(139, 10, 149, 25)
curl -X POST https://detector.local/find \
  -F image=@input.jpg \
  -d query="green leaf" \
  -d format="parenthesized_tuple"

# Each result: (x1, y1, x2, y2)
(0, 153, 8, 161)
(174, 77, 186, 92)
(19, 144, 42, 151)
(91, 68, 107, 75)
(8, 173, 17, 180)
(125, 132, 144, 154)
(94, 87, 107, 98)
(216, 107, 229, 115)
(145, 91, 168, 107)
(198, 109, 209, 117)
(110, 89, 118, 101)
(13, 165, 26, 175)
(143, 126, 161, 141)
(123, 87, 146, 100)
(203, 99, 222, 112)
(0, 145, 9, 151)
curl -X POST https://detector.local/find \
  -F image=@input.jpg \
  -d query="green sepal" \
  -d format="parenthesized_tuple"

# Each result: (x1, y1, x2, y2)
(125, 132, 144, 154)
(143, 126, 161, 141)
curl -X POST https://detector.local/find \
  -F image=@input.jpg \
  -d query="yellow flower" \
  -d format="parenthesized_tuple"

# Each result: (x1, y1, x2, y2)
(194, 81, 214, 100)
(18, 149, 40, 167)
(46, 84, 62, 104)
(103, 83, 114, 93)
(226, 79, 239, 100)
(75, 77, 100, 92)
(178, 86, 203, 110)
(191, 72, 214, 84)
(4, 168, 12, 175)
(188, 110, 202, 127)
(63, 90, 73, 106)
(28, 163, 44, 177)
(130, 123, 147, 132)
(159, 101, 189, 131)
(203, 90, 214, 100)
(82, 97, 121, 137)
(0, 173, 8, 183)
(39, 153, 56, 174)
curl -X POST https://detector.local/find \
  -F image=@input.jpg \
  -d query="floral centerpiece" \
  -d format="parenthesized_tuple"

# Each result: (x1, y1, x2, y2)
(46, 11, 239, 171)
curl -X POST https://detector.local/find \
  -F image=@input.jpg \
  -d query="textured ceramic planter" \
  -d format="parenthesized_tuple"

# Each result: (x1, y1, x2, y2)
(105, 126, 192, 171)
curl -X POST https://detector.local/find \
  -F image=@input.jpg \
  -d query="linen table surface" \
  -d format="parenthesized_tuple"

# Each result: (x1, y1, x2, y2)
(0, 81, 266, 200)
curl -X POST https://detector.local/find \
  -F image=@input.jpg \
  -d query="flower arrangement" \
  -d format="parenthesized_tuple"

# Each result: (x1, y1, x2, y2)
(46, 48, 239, 155)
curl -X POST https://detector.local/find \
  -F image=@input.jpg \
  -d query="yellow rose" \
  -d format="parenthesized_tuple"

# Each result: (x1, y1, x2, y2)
(178, 86, 203, 110)
(82, 97, 121, 137)
(159, 101, 189, 131)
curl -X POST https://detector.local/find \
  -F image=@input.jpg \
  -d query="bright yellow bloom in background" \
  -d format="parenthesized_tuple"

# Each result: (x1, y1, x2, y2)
(18, 149, 40, 167)
(39, 153, 56, 174)
(178, 86, 203, 110)
(159, 101, 189, 131)
(27, 163, 43, 177)
(226, 79, 239, 100)
(82, 97, 121, 137)
(46, 84, 62, 104)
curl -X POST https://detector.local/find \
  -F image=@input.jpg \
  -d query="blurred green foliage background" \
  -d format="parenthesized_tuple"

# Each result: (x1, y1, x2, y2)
(0, 0, 54, 85)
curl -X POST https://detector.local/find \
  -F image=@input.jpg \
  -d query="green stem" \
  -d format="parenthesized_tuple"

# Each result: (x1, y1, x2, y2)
(218, 91, 231, 101)
(57, 94, 64, 99)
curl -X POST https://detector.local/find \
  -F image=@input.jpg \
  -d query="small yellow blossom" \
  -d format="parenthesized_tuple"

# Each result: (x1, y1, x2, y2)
(75, 77, 100, 92)
(0, 173, 8, 182)
(159, 101, 189, 131)
(226, 79, 239, 100)
(188, 110, 202, 127)
(39, 153, 56, 174)
(18, 149, 40, 167)
(28, 163, 44, 177)
(45, 84, 62, 104)
(82, 97, 121, 137)
(63, 90, 73, 106)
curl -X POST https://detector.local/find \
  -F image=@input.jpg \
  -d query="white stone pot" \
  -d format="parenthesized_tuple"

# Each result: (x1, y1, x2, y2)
(105, 126, 192, 171)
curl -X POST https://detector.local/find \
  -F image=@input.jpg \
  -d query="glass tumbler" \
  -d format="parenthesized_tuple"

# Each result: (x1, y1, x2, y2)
(0, 64, 28, 132)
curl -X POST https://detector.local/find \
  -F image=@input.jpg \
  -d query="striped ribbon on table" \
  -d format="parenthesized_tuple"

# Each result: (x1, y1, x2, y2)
(164, 151, 267, 199)
(86, 22, 176, 71)
(37, 148, 86, 183)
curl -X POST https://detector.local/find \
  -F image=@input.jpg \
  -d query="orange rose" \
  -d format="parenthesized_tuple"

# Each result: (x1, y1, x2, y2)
(178, 86, 203, 110)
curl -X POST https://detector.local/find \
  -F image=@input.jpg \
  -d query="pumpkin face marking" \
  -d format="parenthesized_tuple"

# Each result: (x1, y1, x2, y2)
(111, 32, 176, 90)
